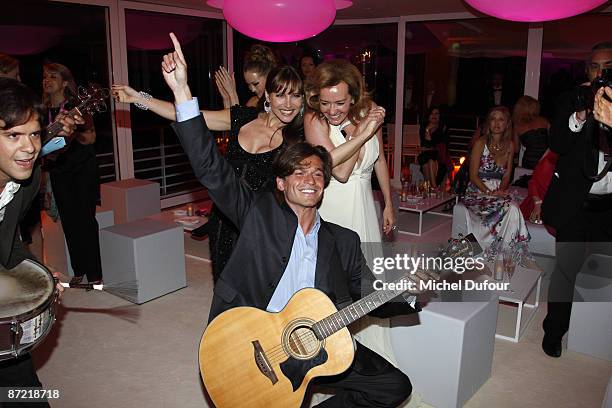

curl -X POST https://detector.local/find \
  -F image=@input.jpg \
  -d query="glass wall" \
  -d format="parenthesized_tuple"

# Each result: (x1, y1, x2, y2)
(0, 1, 116, 184)
(125, 10, 224, 197)
(402, 18, 529, 163)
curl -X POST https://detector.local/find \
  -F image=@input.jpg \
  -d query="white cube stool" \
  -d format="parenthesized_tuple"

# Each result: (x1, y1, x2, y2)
(390, 293, 498, 408)
(99, 218, 186, 304)
(567, 254, 612, 362)
(42, 206, 114, 276)
(603, 375, 612, 408)
(100, 178, 160, 224)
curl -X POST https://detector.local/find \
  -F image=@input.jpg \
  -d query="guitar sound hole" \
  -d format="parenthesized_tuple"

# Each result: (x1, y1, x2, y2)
(286, 325, 321, 359)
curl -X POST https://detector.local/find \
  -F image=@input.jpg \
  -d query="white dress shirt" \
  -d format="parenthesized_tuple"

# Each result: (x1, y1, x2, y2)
(0, 181, 21, 222)
(568, 113, 612, 194)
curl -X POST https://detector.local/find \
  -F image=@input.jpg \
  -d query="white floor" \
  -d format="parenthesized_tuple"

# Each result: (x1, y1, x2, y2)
(29, 209, 612, 407)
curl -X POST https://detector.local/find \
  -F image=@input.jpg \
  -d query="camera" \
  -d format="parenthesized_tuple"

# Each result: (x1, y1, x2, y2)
(576, 68, 612, 113)
(592, 68, 612, 102)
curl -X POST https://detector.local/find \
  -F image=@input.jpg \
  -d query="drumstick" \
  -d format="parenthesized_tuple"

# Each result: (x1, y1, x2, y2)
(58, 280, 138, 297)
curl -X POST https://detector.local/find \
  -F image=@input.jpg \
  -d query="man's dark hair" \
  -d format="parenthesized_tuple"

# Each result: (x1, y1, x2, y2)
(592, 42, 612, 52)
(272, 142, 332, 201)
(0, 78, 45, 130)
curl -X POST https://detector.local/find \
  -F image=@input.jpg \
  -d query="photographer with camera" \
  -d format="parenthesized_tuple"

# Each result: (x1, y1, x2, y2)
(541, 42, 612, 358)
(594, 86, 612, 128)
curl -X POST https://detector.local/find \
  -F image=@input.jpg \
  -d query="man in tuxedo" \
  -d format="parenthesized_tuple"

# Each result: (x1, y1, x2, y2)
(480, 72, 517, 115)
(541, 42, 612, 358)
(162, 33, 423, 407)
(0, 78, 77, 406)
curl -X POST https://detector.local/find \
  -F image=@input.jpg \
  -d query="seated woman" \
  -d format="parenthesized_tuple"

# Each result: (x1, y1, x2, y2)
(417, 106, 450, 187)
(462, 106, 530, 260)
(519, 149, 558, 235)
(512, 95, 550, 169)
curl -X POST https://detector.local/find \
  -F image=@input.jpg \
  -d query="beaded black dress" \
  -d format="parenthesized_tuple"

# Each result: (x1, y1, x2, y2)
(519, 128, 548, 169)
(208, 105, 283, 282)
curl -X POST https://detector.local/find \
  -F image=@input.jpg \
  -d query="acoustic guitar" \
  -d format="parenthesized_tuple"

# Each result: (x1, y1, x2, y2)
(199, 234, 481, 407)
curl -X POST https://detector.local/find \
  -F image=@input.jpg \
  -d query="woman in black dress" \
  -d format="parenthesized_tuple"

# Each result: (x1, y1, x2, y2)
(113, 66, 304, 282)
(512, 95, 549, 170)
(417, 106, 450, 187)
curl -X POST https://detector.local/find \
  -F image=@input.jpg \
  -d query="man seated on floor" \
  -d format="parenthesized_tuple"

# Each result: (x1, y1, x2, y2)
(161, 33, 426, 408)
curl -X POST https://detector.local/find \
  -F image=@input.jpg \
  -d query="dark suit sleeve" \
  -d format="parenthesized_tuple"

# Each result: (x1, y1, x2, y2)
(6, 227, 35, 269)
(549, 88, 585, 155)
(171, 116, 254, 229)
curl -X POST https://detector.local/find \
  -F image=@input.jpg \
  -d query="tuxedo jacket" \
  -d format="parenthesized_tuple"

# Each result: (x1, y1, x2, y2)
(171, 116, 416, 323)
(542, 88, 600, 231)
(0, 166, 40, 269)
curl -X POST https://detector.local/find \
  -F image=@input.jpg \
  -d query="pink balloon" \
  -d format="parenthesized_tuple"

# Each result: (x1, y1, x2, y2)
(208, 0, 352, 10)
(223, 0, 336, 42)
(465, 0, 606, 22)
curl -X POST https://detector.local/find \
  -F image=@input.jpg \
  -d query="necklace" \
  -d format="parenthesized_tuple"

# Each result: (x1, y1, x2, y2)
(489, 142, 505, 154)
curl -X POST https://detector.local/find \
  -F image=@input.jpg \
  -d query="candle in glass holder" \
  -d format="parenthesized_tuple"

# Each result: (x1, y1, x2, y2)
(494, 258, 504, 281)
(187, 204, 194, 216)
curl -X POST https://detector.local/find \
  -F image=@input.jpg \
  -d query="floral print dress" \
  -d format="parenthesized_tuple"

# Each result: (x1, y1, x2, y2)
(462, 145, 531, 262)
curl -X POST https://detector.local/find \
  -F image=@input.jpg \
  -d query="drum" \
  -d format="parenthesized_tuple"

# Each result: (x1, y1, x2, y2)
(0, 259, 58, 361)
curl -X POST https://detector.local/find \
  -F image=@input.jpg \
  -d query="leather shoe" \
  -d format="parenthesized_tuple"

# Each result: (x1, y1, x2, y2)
(542, 336, 562, 358)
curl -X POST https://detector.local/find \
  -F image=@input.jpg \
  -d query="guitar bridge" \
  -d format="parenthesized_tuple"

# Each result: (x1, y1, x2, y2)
(252, 340, 278, 385)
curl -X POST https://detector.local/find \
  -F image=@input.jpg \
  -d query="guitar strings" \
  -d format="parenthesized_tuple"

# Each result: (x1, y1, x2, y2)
(263, 330, 324, 363)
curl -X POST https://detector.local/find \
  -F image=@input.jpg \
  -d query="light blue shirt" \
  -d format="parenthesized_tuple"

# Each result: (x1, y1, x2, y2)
(175, 97, 200, 122)
(267, 213, 321, 312)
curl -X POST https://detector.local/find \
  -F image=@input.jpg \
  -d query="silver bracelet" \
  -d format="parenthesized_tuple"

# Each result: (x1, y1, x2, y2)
(134, 91, 153, 110)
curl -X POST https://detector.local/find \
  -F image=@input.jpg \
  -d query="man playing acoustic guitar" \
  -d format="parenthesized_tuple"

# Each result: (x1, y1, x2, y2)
(162, 33, 430, 408)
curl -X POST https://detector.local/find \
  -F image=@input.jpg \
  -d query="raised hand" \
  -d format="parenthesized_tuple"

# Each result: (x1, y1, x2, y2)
(111, 84, 140, 104)
(215, 66, 239, 107)
(161, 32, 191, 102)
(355, 106, 386, 139)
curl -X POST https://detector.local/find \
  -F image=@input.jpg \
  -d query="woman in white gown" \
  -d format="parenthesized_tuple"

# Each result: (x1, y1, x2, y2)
(305, 60, 399, 367)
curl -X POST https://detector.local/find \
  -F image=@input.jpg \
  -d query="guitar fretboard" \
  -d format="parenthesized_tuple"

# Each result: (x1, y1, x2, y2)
(312, 275, 416, 340)
(45, 106, 83, 140)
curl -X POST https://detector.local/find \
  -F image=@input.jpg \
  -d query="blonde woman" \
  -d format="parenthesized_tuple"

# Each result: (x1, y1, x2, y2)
(463, 106, 530, 260)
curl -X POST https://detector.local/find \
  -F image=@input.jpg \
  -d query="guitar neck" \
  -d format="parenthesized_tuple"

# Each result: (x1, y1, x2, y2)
(312, 274, 414, 340)
(45, 106, 83, 140)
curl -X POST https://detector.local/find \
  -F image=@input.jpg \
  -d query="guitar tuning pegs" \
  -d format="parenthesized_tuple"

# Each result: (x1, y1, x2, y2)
(94, 102, 107, 113)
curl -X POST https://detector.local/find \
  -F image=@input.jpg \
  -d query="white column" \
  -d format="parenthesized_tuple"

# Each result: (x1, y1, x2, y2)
(393, 20, 406, 187)
(225, 23, 234, 72)
(524, 24, 543, 99)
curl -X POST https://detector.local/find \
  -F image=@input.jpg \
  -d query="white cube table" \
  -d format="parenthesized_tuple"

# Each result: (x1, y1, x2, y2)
(568, 254, 612, 362)
(99, 218, 186, 304)
(491, 263, 543, 342)
(42, 206, 114, 276)
(398, 194, 456, 236)
(100, 178, 160, 224)
(390, 291, 498, 408)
